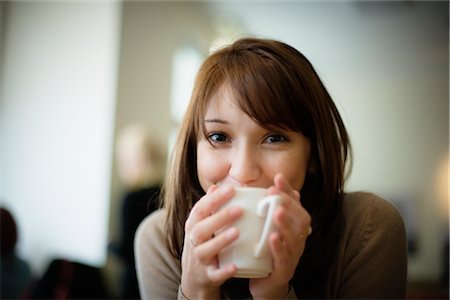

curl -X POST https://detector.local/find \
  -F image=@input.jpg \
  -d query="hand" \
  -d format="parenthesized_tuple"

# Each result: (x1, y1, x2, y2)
(249, 173, 312, 299)
(181, 185, 243, 299)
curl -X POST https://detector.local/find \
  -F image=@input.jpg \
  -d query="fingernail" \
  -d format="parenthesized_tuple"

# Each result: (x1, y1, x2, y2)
(227, 264, 237, 274)
(267, 186, 277, 194)
(226, 227, 238, 239)
(220, 185, 233, 195)
(207, 185, 216, 194)
(229, 206, 242, 217)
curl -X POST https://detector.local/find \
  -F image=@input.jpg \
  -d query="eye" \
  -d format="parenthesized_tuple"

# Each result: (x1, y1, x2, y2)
(264, 134, 287, 144)
(208, 132, 229, 144)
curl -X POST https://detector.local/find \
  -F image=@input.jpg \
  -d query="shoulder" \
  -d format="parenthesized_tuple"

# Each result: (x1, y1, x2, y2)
(344, 191, 397, 212)
(343, 192, 404, 227)
(134, 209, 182, 299)
(135, 209, 167, 245)
(332, 192, 407, 298)
(135, 209, 170, 262)
(342, 191, 406, 247)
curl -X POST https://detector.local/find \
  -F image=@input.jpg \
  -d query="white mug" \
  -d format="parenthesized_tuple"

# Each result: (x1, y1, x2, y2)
(217, 187, 281, 278)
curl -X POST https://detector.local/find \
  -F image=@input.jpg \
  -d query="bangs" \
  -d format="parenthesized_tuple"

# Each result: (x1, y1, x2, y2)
(224, 48, 314, 137)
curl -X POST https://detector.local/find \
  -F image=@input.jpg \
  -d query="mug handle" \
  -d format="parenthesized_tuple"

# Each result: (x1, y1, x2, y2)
(254, 195, 282, 258)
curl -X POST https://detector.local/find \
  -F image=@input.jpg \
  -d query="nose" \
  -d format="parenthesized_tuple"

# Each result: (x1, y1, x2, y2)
(229, 144, 260, 185)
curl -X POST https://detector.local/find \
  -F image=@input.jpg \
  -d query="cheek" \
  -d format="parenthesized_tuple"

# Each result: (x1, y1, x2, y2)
(196, 143, 229, 191)
(274, 153, 309, 191)
(285, 166, 308, 191)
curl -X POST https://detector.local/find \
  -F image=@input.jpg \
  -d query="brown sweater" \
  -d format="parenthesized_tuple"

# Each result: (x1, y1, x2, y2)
(135, 192, 407, 299)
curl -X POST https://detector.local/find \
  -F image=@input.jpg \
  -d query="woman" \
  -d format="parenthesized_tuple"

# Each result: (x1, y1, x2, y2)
(111, 124, 163, 299)
(135, 37, 407, 299)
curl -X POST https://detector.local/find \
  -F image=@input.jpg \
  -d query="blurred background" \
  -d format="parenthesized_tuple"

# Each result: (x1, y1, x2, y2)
(0, 0, 448, 299)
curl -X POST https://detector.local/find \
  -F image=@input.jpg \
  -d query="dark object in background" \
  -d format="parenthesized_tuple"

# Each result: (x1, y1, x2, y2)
(1, 207, 33, 299)
(1, 207, 18, 255)
(109, 186, 160, 299)
(443, 237, 449, 287)
(31, 259, 108, 299)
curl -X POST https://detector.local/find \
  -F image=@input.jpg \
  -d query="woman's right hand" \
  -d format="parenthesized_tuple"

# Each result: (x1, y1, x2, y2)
(181, 185, 243, 299)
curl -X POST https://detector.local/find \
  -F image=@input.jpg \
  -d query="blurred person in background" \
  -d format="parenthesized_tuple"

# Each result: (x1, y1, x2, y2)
(109, 124, 165, 299)
(1, 207, 33, 299)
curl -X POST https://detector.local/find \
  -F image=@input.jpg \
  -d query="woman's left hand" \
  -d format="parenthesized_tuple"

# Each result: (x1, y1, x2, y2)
(249, 173, 312, 299)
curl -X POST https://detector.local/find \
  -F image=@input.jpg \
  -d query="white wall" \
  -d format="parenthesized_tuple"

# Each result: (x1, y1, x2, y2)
(0, 2, 122, 275)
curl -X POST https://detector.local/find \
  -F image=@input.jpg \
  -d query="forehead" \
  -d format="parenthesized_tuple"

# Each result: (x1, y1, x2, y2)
(204, 84, 239, 117)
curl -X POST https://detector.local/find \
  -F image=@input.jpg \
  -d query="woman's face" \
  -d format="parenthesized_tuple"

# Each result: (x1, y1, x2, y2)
(196, 84, 311, 192)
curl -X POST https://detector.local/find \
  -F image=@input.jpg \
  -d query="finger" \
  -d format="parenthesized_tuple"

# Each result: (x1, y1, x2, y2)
(274, 207, 301, 256)
(276, 173, 300, 197)
(192, 205, 243, 245)
(268, 232, 292, 278)
(207, 184, 218, 194)
(267, 186, 302, 214)
(268, 174, 299, 203)
(276, 205, 311, 238)
(270, 174, 310, 235)
(274, 206, 311, 256)
(194, 227, 239, 263)
(206, 263, 237, 285)
(186, 186, 234, 230)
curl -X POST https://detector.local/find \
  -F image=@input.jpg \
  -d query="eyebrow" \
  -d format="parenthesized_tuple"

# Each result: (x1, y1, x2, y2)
(204, 119, 229, 124)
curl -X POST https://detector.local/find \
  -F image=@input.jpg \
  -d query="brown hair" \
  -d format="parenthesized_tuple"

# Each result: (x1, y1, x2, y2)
(163, 37, 351, 296)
